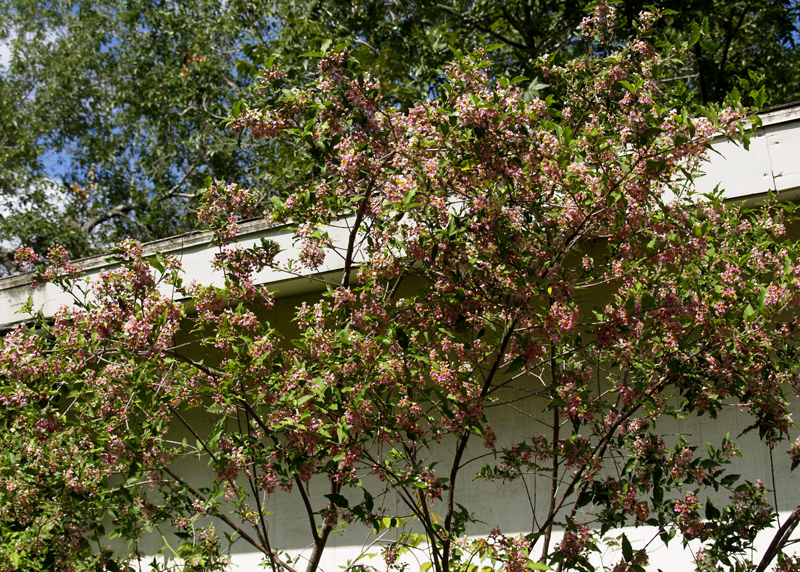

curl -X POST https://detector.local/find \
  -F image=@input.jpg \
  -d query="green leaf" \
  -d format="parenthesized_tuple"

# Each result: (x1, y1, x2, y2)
(621, 534, 633, 561)
(396, 327, 409, 351)
(231, 99, 243, 119)
(505, 356, 525, 374)
(721, 474, 740, 486)
(705, 498, 720, 520)
(653, 483, 663, 505)
(324, 493, 350, 508)
(688, 21, 703, 47)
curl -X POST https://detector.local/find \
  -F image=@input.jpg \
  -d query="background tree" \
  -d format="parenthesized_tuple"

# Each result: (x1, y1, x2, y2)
(253, 0, 800, 105)
(4, 6, 800, 572)
(2, 0, 798, 274)
(0, 0, 276, 272)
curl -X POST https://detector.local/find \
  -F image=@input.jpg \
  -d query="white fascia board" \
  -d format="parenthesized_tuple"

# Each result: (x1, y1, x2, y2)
(692, 103, 800, 201)
(0, 217, 356, 328)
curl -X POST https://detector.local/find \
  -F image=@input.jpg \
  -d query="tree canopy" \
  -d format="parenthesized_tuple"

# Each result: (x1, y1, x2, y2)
(3, 5, 800, 572)
(1, 0, 799, 273)
(0, 0, 272, 271)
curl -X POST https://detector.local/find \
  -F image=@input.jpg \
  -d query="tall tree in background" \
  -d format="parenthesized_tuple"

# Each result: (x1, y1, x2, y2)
(0, 0, 275, 271)
(260, 0, 800, 106)
(1, 0, 798, 273)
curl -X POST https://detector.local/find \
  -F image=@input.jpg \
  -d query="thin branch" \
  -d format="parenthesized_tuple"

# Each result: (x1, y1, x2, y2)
(755, 505, 800, 572)
(531, 378, 663, 549)
(295, 475, 321, 544)
(80, 203, 134, 235)
(341, 176, 377, 288)
(441, 318, 519, 569)
(170, 407, 219, 462)
(161, 467, 297, 569)
(239, 406, 271, 553)
(305, 475, 343, 572)
(541, 400, 560, 559)
(161, 164, 199, 201)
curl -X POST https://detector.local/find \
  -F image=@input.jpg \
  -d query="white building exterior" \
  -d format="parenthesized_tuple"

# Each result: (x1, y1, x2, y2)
(2, 104, 800, 571)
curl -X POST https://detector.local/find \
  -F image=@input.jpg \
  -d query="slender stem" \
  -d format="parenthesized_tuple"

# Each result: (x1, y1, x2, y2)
(305, 475, 342, 572)
(541, 404, 560, 560)
(361, 449, 430, 525)
(161, 466, 300, 571)
(386, 270, 408, 300)
(442, 434, 469, 572)
(755, 505, 800, 572)
(770, 444, 781, 526)
(165, 350, 220, 377)
(418, 489, 444, 572)
(440, 319, 519, 570)
(240, 399, 271, 435)
(241, 406, 274, 569)
(541, 311, 560, 560)
(295, 475, 321, 543)
(170, 406, 268, 548)
(170, 407, 219, 461)
(341, 179, 376, 288)
(531, 396, 649, 546)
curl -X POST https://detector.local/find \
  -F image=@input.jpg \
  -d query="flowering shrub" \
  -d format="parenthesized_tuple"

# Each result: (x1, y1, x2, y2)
(2, 4, 800, 572)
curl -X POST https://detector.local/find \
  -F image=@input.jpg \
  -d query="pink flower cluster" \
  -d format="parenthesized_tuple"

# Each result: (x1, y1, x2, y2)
(487, 529, 533, 572)
(198, 180, 262, 244)
(555, 522, 593, 566)
(15, 243, 83, 288)
(673, 492, 705, 539)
